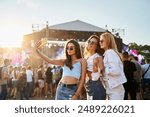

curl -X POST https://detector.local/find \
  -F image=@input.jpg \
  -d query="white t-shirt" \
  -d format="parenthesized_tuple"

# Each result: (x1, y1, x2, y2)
(12, 70, 19, 81)
(26, 70, 33, 82)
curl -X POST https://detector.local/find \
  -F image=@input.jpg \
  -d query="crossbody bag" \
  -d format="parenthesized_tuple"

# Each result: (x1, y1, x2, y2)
(142, 64, 150, 78)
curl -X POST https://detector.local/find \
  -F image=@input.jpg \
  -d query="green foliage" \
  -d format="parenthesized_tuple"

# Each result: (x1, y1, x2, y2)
(128, 43, 150, 59)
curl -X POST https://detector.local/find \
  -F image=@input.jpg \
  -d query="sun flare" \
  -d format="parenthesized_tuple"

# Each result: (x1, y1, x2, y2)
(0, 22, 24, 48)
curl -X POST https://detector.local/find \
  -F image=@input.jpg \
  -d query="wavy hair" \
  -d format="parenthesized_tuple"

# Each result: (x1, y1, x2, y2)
(84, 35, 104, 56)
(64, 39, 82, 69)
(100, 32, 122, 59)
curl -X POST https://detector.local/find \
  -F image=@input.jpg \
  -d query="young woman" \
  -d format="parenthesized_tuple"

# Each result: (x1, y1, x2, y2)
(99, 32, 127, 100)
(35, 39, 87, 100)
(84, 35, 106, 100)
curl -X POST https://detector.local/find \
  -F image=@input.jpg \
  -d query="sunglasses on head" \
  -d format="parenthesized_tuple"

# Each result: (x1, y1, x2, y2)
(88, 40, 97, 45)
(66, 46, 74, 51)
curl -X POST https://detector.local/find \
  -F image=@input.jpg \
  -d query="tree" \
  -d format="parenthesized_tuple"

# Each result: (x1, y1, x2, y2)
(128, 43, 150, 60)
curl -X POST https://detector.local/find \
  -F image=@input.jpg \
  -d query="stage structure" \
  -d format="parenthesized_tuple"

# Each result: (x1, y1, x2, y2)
(22, 20, 123, 67)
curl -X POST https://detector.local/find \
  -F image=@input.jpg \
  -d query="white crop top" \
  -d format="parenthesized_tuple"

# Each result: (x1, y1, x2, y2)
(86, 53, 101, 81)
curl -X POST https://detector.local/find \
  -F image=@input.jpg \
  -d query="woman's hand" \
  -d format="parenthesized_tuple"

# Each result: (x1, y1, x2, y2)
(71, 95, 78, 100)
(35, 38, 47, 49)
(93, 58, 98, 72)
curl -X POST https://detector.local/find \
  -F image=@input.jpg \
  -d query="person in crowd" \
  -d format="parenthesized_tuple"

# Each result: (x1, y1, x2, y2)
(38, 77, 45, 97)
(122, 52, 137, 100)
(84, 35, 106, 100)
(35, 39, 87, 100)
(130, 55, 143, 99)
(33, 67, 38, 84)
(45, 66, 53, 98)
(52, 66, 63, 97)
(32, 81, 40, 97)
(141, 58, 150, 94)
(55, 66, 63, 86)
(7, 65, 13, 98)
(37, 65, 44, 80)
(51, 65, 57, 96)
(11, 66, 19, 99)
(26, 65, 33, 98)
(17, 66, 28, 100)
(99, 32, 127, 100)
(0, 59, 10, 100)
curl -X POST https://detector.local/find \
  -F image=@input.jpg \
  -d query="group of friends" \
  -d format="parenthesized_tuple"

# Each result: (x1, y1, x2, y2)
(36, 32, 127, 100)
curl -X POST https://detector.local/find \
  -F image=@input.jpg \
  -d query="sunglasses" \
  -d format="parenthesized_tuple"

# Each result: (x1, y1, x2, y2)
(100, 40, 104, 43)
(66, 46, 74, 51)
(88, 40, 97, 45)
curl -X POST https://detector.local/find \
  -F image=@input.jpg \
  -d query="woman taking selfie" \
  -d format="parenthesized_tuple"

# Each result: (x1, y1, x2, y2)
(35, 39, 87, 100)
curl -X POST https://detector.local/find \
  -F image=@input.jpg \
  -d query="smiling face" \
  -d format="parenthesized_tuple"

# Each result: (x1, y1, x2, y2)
(99, 35, 108, 51)
(100, 32, 118, 52)
(65, 39, 82, 60)
(66, 42, 76, 56)
(87, 37, 98, 52)
(84, 35, 104, 56)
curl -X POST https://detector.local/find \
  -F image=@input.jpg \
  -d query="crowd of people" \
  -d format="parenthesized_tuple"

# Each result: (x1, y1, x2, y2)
(0, 61, 63, 100)
(0, 32, 150, 100)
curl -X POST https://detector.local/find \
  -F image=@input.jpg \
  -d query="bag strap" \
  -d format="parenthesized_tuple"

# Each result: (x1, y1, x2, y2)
(143, 64, 150, 77)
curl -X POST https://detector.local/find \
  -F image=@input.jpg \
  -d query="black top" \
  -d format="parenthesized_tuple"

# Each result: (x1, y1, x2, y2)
(123, 60, 137, 82)
(45, 67, 52, 83)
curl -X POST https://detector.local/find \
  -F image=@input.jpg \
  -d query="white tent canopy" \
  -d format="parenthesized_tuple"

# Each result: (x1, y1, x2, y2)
(49, 20, 106, 32)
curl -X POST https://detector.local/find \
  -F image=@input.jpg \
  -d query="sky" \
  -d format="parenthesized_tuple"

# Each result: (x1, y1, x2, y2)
(0, 0, 150, 48)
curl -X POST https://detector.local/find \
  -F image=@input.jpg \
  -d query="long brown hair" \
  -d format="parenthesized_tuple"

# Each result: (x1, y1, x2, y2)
(64, 39, 82, 69)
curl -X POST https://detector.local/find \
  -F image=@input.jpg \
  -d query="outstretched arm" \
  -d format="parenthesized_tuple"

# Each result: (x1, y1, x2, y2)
(35, 39, 65, 66)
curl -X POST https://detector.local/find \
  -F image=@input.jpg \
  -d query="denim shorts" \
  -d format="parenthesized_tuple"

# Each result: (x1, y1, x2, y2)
(85, 78, 106, 100)
(55, 83, 78, 100)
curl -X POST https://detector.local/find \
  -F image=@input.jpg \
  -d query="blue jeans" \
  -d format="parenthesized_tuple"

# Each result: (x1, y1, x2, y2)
(85, 78, 106, 100)
(141, 78, 150, 92)
(19, 87, 28, 100)
(0, 84, 7, 100)
(26, 82, 33, 98)
(55, 83, 78, 100)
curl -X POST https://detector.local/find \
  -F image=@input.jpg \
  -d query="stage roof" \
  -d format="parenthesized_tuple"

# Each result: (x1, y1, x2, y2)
(49, 20, 106, 32)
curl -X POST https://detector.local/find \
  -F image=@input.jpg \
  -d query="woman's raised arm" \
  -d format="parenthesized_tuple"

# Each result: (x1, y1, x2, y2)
(35, 39, 65, 66)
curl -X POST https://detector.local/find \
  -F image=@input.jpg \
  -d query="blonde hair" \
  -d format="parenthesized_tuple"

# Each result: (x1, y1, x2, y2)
(100, 32, 121, 59)
(100, 32, 118, 50)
